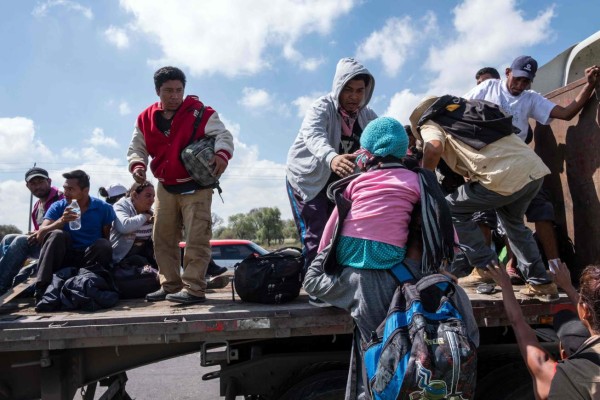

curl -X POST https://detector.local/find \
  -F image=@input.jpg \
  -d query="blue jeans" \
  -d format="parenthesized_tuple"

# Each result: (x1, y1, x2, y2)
(0, 234, 40, 294)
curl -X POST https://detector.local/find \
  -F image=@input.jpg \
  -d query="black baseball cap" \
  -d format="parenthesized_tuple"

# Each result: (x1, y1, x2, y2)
(510, 55, 538, 81)
(554, 310, 590, 357)
(25, 167, 50, 182)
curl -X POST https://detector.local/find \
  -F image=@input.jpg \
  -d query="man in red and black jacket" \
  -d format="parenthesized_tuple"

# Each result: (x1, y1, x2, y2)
(127, 66, 234, 304)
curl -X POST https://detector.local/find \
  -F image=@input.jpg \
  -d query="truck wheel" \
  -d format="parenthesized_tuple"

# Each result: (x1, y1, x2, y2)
(475, 361, 534, 400)
(278, 369, 346, 400)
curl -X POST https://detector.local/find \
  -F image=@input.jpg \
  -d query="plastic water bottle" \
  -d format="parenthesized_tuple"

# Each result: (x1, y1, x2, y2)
(69, 199, 81, 230)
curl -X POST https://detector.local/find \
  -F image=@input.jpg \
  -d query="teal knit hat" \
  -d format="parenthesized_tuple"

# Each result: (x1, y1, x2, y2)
(360, 117, 408, 159)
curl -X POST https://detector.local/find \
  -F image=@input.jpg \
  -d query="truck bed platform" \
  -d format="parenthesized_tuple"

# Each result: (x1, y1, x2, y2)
(0, 279, 574, 353)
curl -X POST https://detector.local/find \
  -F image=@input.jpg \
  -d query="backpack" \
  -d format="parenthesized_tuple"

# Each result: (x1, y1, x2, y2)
(180, 106, 223, 194)
(362, 273, 477, 400)
(417, 95, 517, 149)
(234, 247, 304, 304)
(112, 256, 160, 299)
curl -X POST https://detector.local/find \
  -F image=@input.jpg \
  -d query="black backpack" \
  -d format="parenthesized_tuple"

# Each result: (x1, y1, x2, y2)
(112, 259, 160, 300)
(233, 247, 304, 304)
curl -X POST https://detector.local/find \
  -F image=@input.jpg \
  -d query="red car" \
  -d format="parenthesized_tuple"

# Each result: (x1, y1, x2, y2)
(209, 239, 269, 269)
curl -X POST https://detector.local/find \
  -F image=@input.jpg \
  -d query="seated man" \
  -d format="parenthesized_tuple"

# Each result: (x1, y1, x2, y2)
(0, 167, 63, 295)
(34, 170, 116, 301)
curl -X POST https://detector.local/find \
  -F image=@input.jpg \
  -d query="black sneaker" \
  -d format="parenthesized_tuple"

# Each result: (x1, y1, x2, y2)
(207, 275, 230, 289)
(206, 262, 228, 277)
(145, 287, 168, 302)
(166, 290, 207, 305)
(308, 295, 332, 308)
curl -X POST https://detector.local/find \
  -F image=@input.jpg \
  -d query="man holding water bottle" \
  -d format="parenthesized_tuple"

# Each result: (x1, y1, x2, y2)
(34, 170, 116, 302)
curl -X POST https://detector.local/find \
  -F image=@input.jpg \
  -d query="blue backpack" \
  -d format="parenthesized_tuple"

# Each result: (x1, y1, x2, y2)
(362, 273, 477, 400)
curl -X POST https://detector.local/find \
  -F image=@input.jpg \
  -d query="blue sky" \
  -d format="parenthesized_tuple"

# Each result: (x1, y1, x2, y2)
(1, 0, 599, 232)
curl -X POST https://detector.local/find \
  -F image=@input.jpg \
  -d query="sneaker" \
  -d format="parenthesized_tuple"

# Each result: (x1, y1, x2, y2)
(519, 282, 559, 302)
(308, 295, 332, 308)
(166, 290, 207, 305)
(145, 287, 168, 302)
(207, 275, 230, 289)
(457, 267, 495, 287)
(206, 263, 228, 277)
(506, 265, 524, 285)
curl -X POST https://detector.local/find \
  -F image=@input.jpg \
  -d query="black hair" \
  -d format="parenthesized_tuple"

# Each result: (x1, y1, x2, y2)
(154, 66, 186, 92)
(350, 73, 371, 86)
(475, 67, 500, 80)
(62, 170, 90, 189)
(130, 181, 154, 195)
(579, 265, 600, 332)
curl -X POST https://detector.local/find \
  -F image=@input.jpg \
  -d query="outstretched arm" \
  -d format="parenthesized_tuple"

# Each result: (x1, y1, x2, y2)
(485, 262, 557, 400)
(549, 65, 599, 120)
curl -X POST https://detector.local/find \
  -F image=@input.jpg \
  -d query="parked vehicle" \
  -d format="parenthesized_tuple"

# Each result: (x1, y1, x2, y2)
(210, 239, 269, 269)
(0, 33, 598, 400)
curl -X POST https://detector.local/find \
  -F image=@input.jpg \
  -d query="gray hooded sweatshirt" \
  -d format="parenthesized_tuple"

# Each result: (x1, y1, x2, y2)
(286, 58, 377, 201)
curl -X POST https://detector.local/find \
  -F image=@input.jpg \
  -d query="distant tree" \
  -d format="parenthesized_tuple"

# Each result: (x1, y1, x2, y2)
(228, 213, 256, 240)
(250, 207, 284, 246)
(212, 213, 224, 231)
(214, 226, 236, 239)
(0, 225, 22, 241)
(283, 219, 299, 241)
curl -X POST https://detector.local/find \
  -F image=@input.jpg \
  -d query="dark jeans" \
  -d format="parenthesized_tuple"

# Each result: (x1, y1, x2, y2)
(36, 230, 112, 293)
(286, 179, 335, 271)
(120, 239, 156, 268)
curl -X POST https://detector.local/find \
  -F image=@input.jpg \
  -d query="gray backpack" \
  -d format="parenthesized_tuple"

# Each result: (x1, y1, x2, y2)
(180, 106, 222, 193)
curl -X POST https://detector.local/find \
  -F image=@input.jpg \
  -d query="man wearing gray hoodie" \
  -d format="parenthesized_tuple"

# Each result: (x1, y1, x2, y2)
(286, 58, 377, 275)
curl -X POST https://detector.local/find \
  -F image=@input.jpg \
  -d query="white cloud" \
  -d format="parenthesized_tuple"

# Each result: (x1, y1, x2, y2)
(87, 128, 118, 148)
(104, 26, 130, 49)
(119, 101, 132, 115)
(0, 114, 293, 233)
(0, 119, 130, 233)
(292, 92, 327, 118)
(119, 0, 355, 77)
(0, 117, 53, 166)
(283, 44, 325, 71)
(356, 16, 423, 77)
(382, 0, 555, 126)
(383, 89, 424, 126)
(425, 0, 555, 95)
(239, 88, 272, 109)
(32, 0, 93, 19)
(202, 116, 292, 222)
(300, 57, 325, 71)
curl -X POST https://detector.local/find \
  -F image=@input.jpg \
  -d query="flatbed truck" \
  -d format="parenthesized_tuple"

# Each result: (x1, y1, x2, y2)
(0, 281, 574, 400)
(1, 31, 599, 400)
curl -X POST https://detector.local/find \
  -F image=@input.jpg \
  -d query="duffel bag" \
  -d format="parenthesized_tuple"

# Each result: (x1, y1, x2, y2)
(234, 247, 303, 304)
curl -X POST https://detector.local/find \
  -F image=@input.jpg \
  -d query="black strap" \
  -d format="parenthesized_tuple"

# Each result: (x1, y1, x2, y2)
(186, 106, 206, 146)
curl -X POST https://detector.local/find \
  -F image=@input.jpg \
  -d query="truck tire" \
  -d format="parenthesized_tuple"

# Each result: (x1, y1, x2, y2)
(475, 361, 534, 400)
(278, 369, 347, 400)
